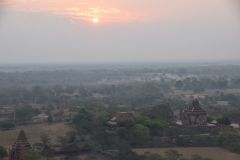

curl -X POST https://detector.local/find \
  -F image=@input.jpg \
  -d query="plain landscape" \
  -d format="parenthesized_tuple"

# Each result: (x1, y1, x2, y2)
(0, 63, 240, 160)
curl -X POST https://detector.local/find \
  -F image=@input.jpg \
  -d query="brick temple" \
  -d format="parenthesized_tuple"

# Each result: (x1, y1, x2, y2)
(149, 102, 174, 119)
(8, 130, 32, 160)
(182, 97, 207, 125)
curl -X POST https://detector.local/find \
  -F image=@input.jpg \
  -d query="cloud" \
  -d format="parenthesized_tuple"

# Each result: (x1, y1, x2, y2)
(47, 6, 140, 23)
(0, 0, 143, 23)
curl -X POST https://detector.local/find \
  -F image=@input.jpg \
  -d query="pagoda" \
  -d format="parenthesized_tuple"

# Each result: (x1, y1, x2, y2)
(149, 102, 174, 119)
(182, 96, 207, 125)
(9, 130, 32, 160)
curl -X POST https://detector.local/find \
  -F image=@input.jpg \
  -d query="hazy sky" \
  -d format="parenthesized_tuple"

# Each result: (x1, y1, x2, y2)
(0, 0, 240, 64)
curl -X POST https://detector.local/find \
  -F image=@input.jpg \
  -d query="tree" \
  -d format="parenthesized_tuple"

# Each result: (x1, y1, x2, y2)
(165, 127, 182, 145)
(117, 127, 127, 138)
(217, 80, 228, 89)
(72, 108, 91, 124)
(66, 131, 76, 143)
(40, 134, 51, 145)
(47, 114, 53, 125)
(34, 108, 41, 118)
(143, 119, 167, 136)
(46, 104, 54, 115)
(206, 116, 213, 123)
(77, 128, 89, 141)
(117, 119, 136, 129)
(0, 121, 15, 130)
(183, 129, 195, 141)
(134, 115, 149, 125)
(165, 150, 182, 160)
(191, 154, 213, 160)
(175, 80, 183, 89)
(16, 106, 33, 124)
(176, 136, 188, 147)
(144, 153, 164, 160)
(231, 143, 240, 153)
(32, 86, 43, 95)
(65, 118, 71, 124)
(0, 146, 8, 160)
(217, 117, 231, 125)
(210, 129, 219, 138)
(122, 124, 150, 145)
(56, 136, 68, 149)
(41, 145, 55, 159)
(84, 156, 98, 160)
(191, 154, 202, 160)
(117, 140, 131, 153)
(218, 132, 239, 147)
(25, 150, 41, 160)
(117, 143, 144, 160)
(133, 124, 150, 136)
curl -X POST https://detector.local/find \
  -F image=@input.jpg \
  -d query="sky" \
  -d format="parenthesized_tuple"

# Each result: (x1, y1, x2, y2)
(0, 0, 240, 64)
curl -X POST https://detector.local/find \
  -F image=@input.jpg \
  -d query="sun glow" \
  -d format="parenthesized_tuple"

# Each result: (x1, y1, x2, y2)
(92, 18, 99, 23)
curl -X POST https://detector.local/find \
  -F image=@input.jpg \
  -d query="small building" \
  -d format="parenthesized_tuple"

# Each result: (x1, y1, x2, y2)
(116, 112, 134, 121)
(107, 112, 134, 132)
(149, 102, 174, 119)
(62, 101, 73, 108)
(182, 97, 207, 125)
(9, 130, 32, 160)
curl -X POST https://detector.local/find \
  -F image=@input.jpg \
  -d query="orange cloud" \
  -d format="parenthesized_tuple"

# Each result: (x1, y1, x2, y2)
(1, 0, 144, 23)
(1, 0, 236, 24)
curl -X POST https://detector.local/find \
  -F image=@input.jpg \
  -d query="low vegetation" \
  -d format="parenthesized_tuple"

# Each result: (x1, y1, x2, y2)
(1, 64, 240, 159)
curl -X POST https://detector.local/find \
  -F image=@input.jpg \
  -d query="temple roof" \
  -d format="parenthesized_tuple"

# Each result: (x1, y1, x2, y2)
(17, 130, 28, 142)
(13, 130, 31, 152)
(149, 102, 174, 118)
(184, 98, 206, 115)
(193, 98, 202, 108)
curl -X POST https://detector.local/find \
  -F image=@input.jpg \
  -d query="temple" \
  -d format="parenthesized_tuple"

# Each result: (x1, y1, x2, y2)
(9, 130, 32, 160)
(149, 102, 174, 119)
(107, 112, 134, 132)
(182, 97, 207, 125)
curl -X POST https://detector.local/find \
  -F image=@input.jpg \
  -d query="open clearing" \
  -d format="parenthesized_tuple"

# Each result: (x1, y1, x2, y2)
(132, 147, 240, 160)
(0, 122, 72, 148)
(171, 88, 240, 97)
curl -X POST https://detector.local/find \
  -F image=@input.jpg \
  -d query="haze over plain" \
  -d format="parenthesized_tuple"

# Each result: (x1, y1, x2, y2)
(0, 0, 240, 64)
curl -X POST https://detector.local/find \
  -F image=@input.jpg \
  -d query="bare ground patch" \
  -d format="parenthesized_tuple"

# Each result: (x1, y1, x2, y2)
(0, 122, 72, 148)
(169, 88, 240, 98)
(132, 147, 240, 160)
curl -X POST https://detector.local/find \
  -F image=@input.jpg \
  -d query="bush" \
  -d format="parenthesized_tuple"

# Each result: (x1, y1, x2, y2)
(206, 116, 213, 123)
(0, 146, 8, 158)
(175, 80, 183, 89)
(117, 119, 136, 129)
(176, 136, 188, 147)
(117, 127, 127, 138)
(217, 117, 231, 125)
(25, 150, 41, 160)
(0, 121, 15, 130)
(231, 143, 240, 153)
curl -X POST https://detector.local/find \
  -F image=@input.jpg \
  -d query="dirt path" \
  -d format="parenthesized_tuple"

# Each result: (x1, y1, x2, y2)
(132, 147, 240, 160)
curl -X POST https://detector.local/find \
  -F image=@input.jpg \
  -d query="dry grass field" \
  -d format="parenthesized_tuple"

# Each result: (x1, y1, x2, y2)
(0, 122, 72, 148)
(171, 88, 240, 97)
(132, 147, 240, 160)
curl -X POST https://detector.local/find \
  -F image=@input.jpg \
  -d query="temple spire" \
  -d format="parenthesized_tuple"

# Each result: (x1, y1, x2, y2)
(194, 94, 197, 100)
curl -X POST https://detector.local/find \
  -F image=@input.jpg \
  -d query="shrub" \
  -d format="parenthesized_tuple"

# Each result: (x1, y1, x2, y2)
(117, 119, 136, 129)
(217, 117, 231, 125)
(0, 121, 15, 130)
(176, 136, 188, 147)
(0, 146, 8, 159)
(231, 143, 240, 153)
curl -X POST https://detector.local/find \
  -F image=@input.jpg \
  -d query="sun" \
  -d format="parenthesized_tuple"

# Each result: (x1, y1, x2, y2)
(92, 18, 99, 23)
